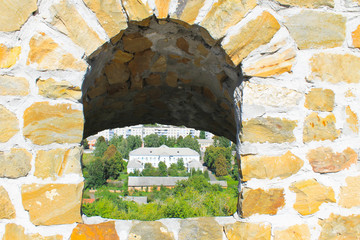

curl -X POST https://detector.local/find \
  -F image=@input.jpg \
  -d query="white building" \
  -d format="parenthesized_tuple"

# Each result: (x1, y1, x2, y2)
(127, 145, 202, 173)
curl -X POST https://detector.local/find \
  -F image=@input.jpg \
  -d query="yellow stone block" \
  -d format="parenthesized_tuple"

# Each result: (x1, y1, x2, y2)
(0, 148, 32, 178)
(0, 75, 29, 96)
(276, 0, 334, 8)
(70, 221, 119, 240)
(303, 112, 340, 143)
(304, 88, 335, 112)
(155, 0, 171, 19)
(319, 214, 360, 240)
(345, 106, 359, 134)
(0, 0, 37, 32)
(0, 186, 16, 219)
(274, 224, 311, 240)
(339, 175, 360, 208)
(224, 222, 271, 240)
(37, 78, 81, 101)
(0, 105, 19, 143)
(122, 0, 153, 22)
(352, 24, 360, 48)
(171, 0, 206, 25)
(3, 223, 63, 240)
(0, 44, 21, 68)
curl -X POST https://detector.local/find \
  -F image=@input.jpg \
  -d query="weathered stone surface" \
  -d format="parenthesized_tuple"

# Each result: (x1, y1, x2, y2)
(37, 78, 81, 101)
(276, 0, 334, 8)
(113, 49, 133, 63)
(243, 82, 302, 107)
(0, 148, 32, 178)
(129, 221, 174, 240)
(243, 47, 296, 77)
(307, 147, 357, 173)
(122, 0, 152, 22)
(70, 221, 119, 240)
(3, 223, 63, 240)
(35, 147, 82, 180)
(104, 61, 130, 85)
(242, 151, 303, 181)
(241, 117, 297, 143)
(0, 75, 29, 96)
(242, 188, 285, 217)
(0, 186, 16, 219)
(123, 33, 152, 53)
(27, 32, 87, 71)
(290, 179, 335, 215)
(151, 55, 167, 72)
(308, 53, 360, 84)
(145, 74, 162, 86)
(201, 0, 257, 40)
(0, 105, 19, 143)
(345, 106, 359, 134)
(83, 0, 127, 39)
(304, 88, 334, 112)
(285, 11, 345, 49)
(339, 175, 360, 208)
(224, 222, 271, 240)
(352, 24, 360, 48)
(23, 102, 84, 145)
(22, 183, 83, 225)
(128, 50, 155, 82)
(173, 0, 206, 25)
(0, 44, 21, 68)
(274, 224, 311, 240)
(165, 71, 178, 87)
(319, 214, 360, 240)
(0, 0, 37, 32)
(155, 0, 171, 18)
(179, 217, 223, 240)
(51, 0, 105, 55)
(303, 112, 340, 143)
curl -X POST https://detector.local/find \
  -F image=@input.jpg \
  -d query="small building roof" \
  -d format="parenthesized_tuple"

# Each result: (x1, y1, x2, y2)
(128, 176, 188, 187)
(130, 145, 199, 157)
(127, 160, 143, 169)
(188, 160, 203, 169)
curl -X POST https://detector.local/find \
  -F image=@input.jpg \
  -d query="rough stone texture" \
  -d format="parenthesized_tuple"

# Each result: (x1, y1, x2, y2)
(83, 0, 127, 39)
(243, 82, 302, 107)
(0, 44, 21, 68)
(242, 151, 304, 181)
(345, 106, 359, 134)
(307, 147, 358, 173)
(303, 112, 340, 143)
(27, 32, 87, 71)
(50, 0, 105, 55)
(23, 102, 84, 145)
(0, 105, 19, 143)
(290, 179, 336, 215)
(35, 147, 82, 180)
(224, 222, 271, 240)
(0, 186, 16, 219)
(0, 75, 29, 96)
(151, 55, 167, 72)
(308, 53, 360, 84)
(122, 0, 152, 22)
(0, 148, 32, 178)
(0, 0, 37, 32)
(37, 78, 82, 101)
(352, 24, 360, 48)
(201, 0, 257, 40)
(223, 11, 280, 66)
(179, 217, 223, 240)
(276, 0, 334, 8)
(339, 175, 360, 208)
(2, 223, 63, 240)
(304, 88, 335, 112)
(172, 0, 206, 25)
(70, 221, 119, 240)
(123, 33, 153, 53)
(155, 0, 171, 18)
(274, 224, 311, 240)
(241, 117, 297, 143)
(285, 11, 346, 49)
(319, 214, 360, 240)
(129, 221, 174, 240)
(242, 188, 285, 217)
(21, 183, 83, 225)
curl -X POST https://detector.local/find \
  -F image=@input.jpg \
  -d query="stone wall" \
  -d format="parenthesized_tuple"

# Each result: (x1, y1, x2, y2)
(0, 0, 359, 239)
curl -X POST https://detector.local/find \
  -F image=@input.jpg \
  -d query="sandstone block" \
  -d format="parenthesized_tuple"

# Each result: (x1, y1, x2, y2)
(129, 221, 174, 240)
(122, 0, 152, 22)
(123, 33, 152, 53)
(87, 75, 108, 98)
(304, 88, 334, 112)
(70, 221, 119, 240)
(0, 44, 21, 68)
(37, 78, 81, 101)
(0, 148, 32, 178)
(155, 0, 171, 19)
(308, 53, 360, 84)
(274, 224, 311, 240)
(0, 0, 37, 32)
(113, 50, 133, 63)
(145, 74, 162, 86)
(242, 151, 303, 181)
(129, 50, 155, 80)
(0, 186, 16, 219)
(23, 102, 84, 145)
(0, 75, 29, 96)
(201, 0, 257, 40)
(285, 11, 345, 49)
(345, 106, 359, 134)
(27, 32, 87, 71)
(276, 0, 334, 8)
(178, 217, 222, 240)
(224, 222, 271, 240)
(319, 214, 360, 240)
(0, 105, 19, 143)
(242, 188, 285, 217)
(339, 175, 360, 208)
(22, 183, 83, 225)
(172, 0, 206, 25)
(307, 147, 357, 173)
(35, 147, 82, 180)
(165, 72, 178, 87)
(290, 179, 335, 215)
(352, 24, 360, 48)
(2, 223, 63, 240)
(223, 11, 280, 66)
(104, 61, 130, 85)
(303, 112, 340, 143)
(83, 0, 127, 39)
(241, 117, 296, 143)
(151, 55, 167, 72)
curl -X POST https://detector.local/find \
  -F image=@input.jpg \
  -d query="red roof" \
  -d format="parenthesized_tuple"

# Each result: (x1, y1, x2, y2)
(82, 198, 95, 204)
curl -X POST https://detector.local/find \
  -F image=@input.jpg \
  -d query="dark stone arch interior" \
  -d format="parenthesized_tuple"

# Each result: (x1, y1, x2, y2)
(82, 17, 242, 142)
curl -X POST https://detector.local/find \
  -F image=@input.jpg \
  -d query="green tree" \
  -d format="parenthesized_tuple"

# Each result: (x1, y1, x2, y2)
(177, 158, 185, 171)
(213, 136, 231, 148)
(200, 131, 206, 139)
(127, 135, 142, 151)
(104, 152, 126, 180)
(204, 146, 232, 172)
(159, 135, 167, 146)
(165, 137, 176, 147)
(158, 161, 167, 176)
(93, 137, 108, 157)
(82, 139, 89, 149)
(179, 135, 200, 153)
(144, 134, 161, 147)
(215, 154, 228, 176)
(86, 158, 106, 188)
